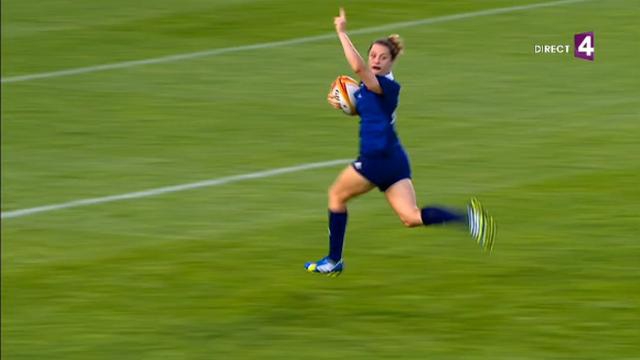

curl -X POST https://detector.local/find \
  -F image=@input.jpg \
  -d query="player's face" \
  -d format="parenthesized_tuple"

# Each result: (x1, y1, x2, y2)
(368, 43, 393, 75)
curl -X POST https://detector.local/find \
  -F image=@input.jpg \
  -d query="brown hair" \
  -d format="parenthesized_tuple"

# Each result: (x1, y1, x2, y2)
(369, 34, 404, 60)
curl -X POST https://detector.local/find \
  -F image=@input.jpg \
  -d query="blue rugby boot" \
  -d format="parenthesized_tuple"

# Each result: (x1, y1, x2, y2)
(305, 256, 344, 277)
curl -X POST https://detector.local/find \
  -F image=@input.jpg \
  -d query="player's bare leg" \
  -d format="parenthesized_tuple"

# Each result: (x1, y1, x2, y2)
(306, 166, 375, 275)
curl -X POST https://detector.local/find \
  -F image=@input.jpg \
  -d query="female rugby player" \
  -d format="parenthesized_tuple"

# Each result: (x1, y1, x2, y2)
(305, 8, 495, 275)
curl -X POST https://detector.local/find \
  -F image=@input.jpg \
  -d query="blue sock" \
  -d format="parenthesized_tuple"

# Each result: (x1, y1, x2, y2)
(421, 206, 465, 225)
(328, 210, 348, 262)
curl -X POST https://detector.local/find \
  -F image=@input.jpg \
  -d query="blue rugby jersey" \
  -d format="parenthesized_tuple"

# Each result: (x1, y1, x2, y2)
(354, 74, 401, 156)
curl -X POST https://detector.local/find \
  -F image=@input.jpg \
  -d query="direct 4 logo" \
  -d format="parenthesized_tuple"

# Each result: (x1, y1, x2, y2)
(534, 32, 595, 61)
(574, 32, 595, 61)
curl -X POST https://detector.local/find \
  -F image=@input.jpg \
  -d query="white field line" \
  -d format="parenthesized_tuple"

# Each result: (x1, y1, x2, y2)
(1, 159, 351, 219)
(1, 0, 589, 84)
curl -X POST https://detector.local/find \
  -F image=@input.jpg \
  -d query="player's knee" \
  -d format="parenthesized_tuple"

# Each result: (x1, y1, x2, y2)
(328, 185, 340, 202)
(401, 218, 422, 228)
(328, 185, 347, 209)
(400, 211, 423, 228)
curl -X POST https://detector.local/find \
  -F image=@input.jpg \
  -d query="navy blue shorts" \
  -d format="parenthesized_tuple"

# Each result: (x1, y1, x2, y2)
(352, 146, 412, 192)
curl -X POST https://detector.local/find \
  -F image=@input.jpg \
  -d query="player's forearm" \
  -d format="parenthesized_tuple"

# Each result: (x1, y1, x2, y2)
(338, 32, 366, 74)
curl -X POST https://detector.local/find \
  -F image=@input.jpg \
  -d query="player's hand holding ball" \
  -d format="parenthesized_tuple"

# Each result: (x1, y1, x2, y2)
(327, 80, 341, 109)
(329, 75, 359, 115)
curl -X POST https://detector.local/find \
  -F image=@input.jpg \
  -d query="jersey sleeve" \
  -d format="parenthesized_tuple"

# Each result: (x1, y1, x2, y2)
(376, 75, 401, 99)
(376, 75, 400, 112)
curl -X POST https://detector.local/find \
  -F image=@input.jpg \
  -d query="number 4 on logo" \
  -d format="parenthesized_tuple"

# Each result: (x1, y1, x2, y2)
(574, 32, 595, 61)
(578, 36, 594, 56)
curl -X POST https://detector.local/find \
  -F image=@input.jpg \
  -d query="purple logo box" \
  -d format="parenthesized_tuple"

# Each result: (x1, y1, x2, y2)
(574, 32, 595, 61)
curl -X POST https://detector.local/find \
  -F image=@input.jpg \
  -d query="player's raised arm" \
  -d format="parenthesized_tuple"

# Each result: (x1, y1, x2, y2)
(334, 8, 382, 94)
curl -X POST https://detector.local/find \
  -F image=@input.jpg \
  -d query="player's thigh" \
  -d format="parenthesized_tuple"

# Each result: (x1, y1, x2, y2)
(330, 165, 375, 201)
(385, 179, 421, 223)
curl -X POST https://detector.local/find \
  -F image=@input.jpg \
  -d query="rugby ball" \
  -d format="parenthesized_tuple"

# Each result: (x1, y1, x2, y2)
(331, 75, 359, 115)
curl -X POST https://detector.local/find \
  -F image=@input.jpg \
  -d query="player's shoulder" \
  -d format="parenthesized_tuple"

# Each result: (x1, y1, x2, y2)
(376, 74, 401, 95)
(376, 73, 400, 88)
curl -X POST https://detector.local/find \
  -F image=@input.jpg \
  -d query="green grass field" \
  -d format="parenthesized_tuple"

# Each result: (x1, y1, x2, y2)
(2, 0, 640, 358)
